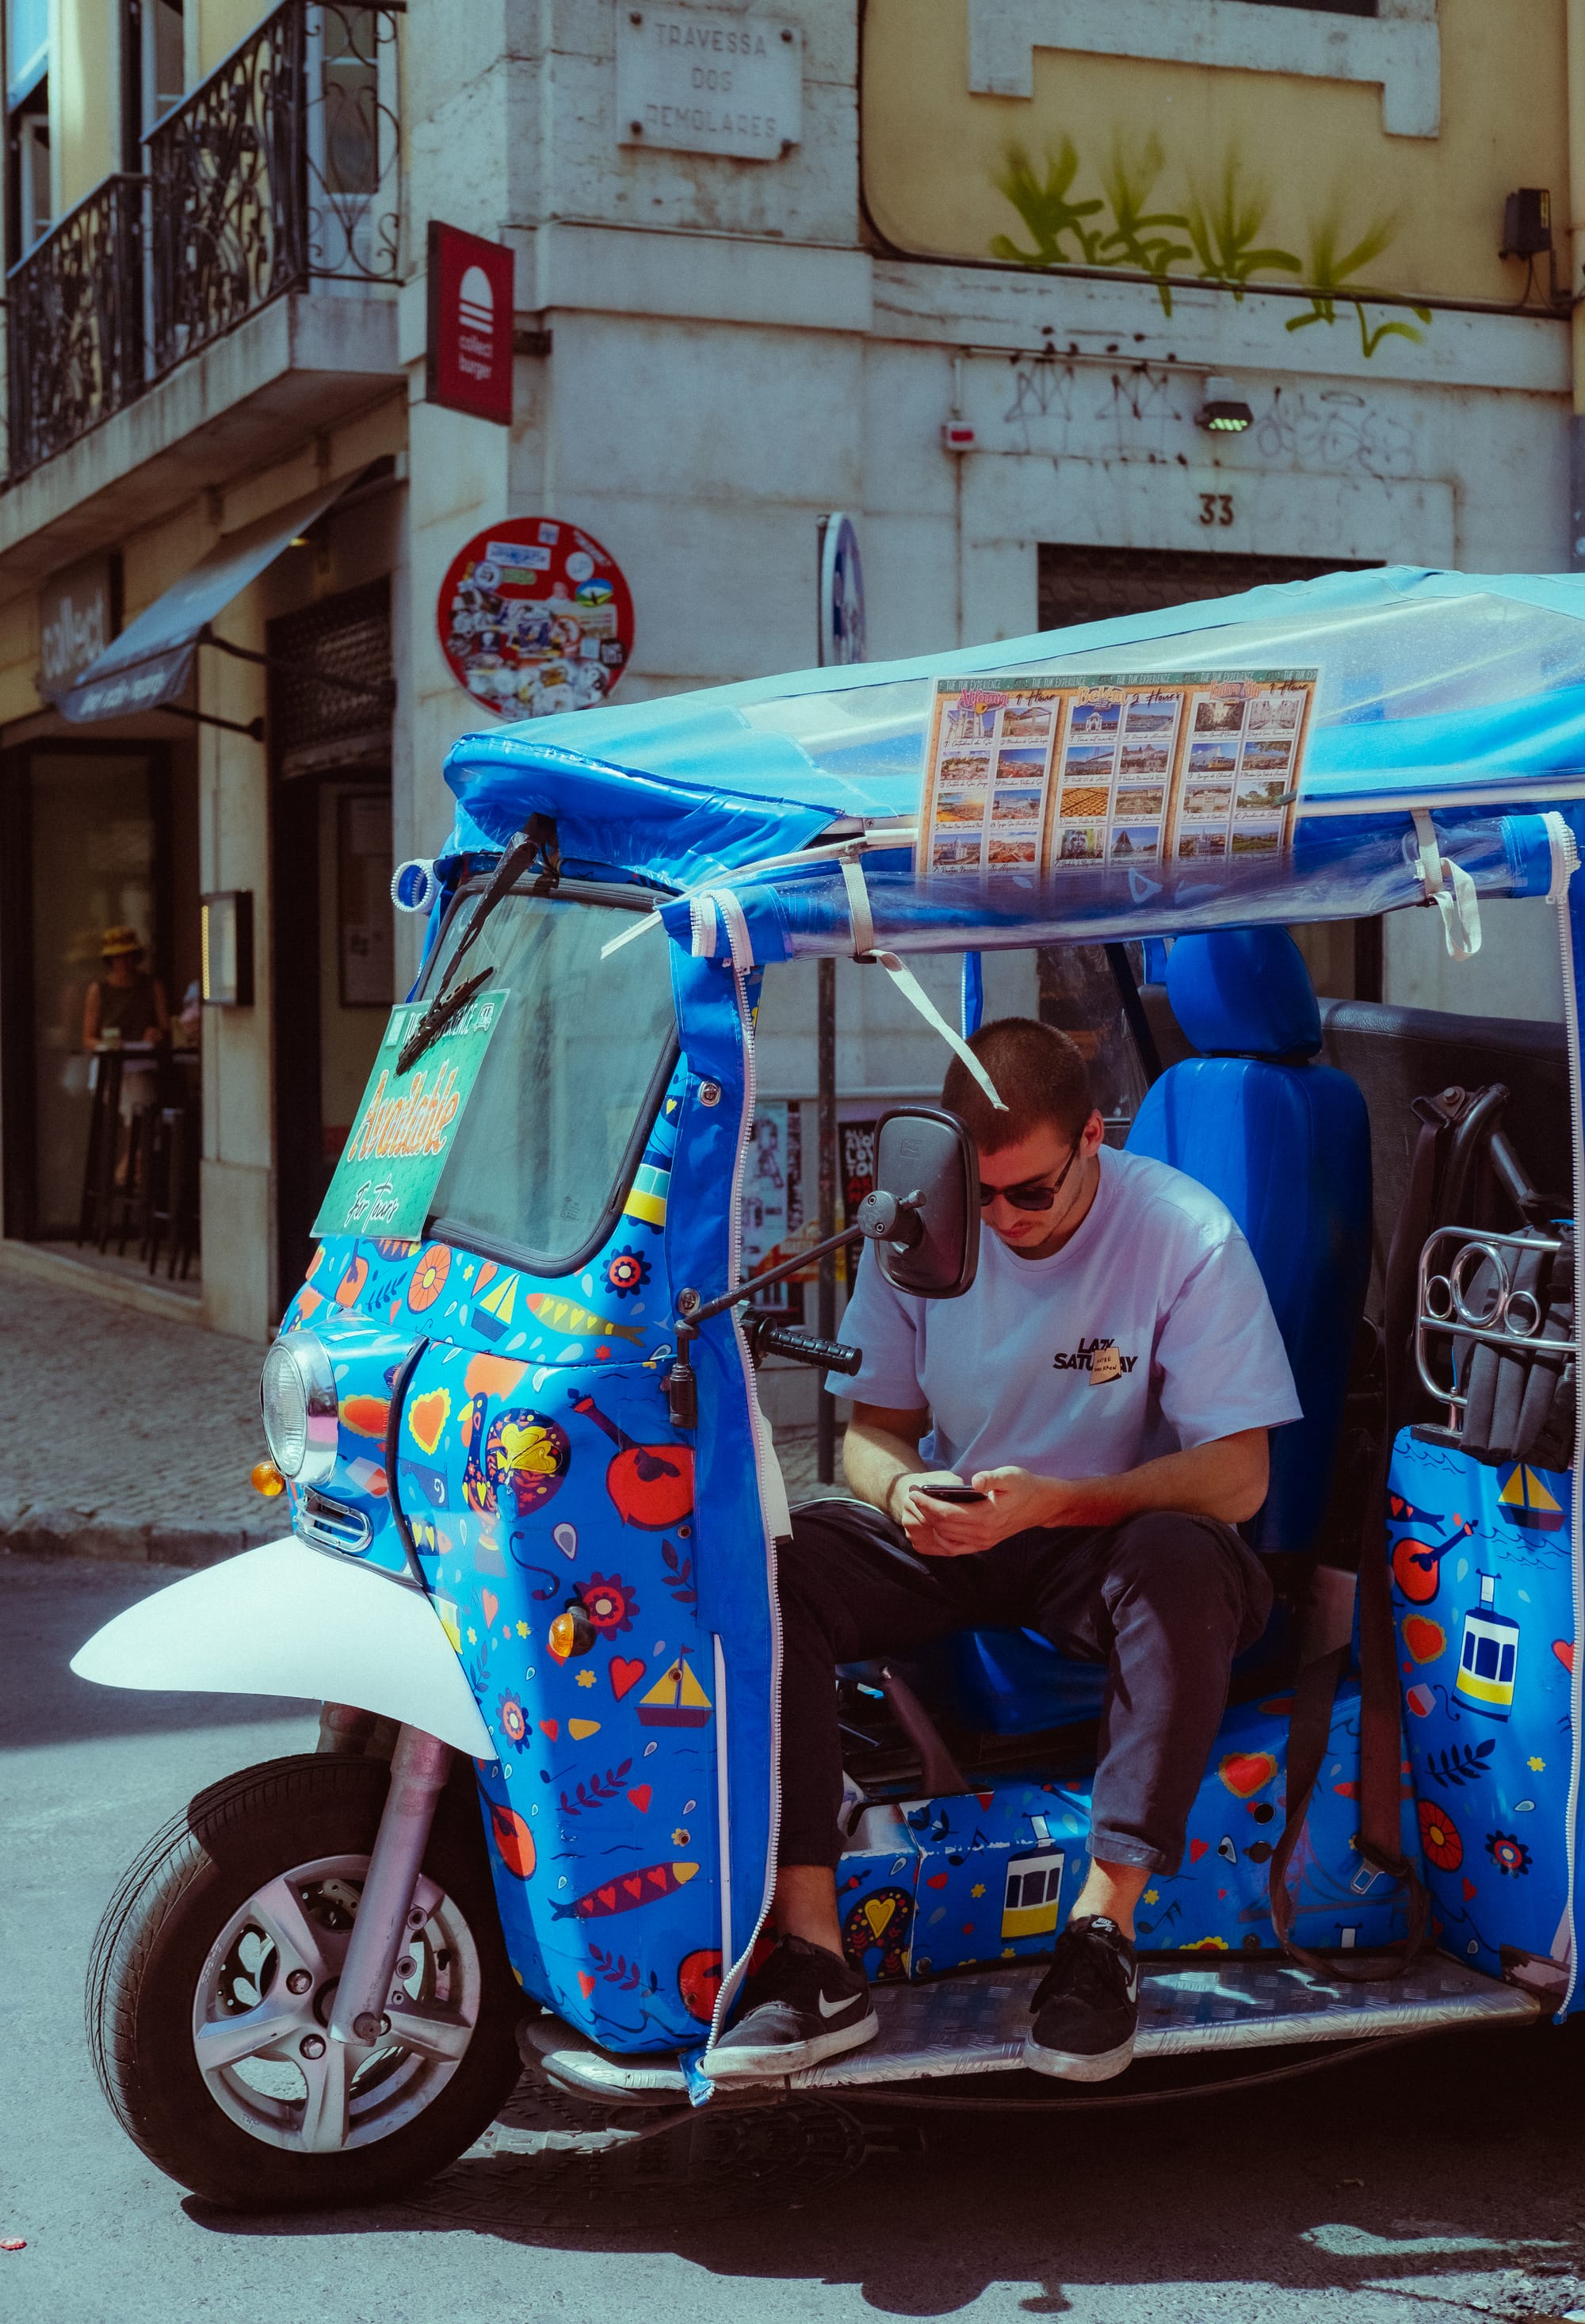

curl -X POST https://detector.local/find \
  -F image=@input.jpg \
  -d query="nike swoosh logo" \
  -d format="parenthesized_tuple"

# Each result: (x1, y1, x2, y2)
(818, 1990, 865, 2019)
(1124, 1968, 1140, 2003)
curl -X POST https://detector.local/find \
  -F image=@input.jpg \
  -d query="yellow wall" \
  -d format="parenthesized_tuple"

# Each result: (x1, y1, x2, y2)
(862, 0, 1570, 310)
(54, 0, 118, 212)
(51, 0, 276, 215)
(196, 0, 273, 77)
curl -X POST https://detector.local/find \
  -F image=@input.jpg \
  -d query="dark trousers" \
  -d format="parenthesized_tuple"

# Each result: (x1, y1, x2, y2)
(777, 1498, 1273, 1874)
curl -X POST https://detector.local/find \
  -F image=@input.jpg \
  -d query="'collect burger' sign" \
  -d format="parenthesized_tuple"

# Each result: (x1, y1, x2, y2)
(426, 222, 514, 426)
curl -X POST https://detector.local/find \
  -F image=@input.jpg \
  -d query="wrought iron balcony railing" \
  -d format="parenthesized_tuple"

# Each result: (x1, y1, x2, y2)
(2, 2, 401, 482)
(147, 0, 403, 378)
(6, 174, 146, 477)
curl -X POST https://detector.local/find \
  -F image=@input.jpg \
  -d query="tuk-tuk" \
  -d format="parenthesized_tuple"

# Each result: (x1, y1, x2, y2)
(72, 565, 1585, 2209)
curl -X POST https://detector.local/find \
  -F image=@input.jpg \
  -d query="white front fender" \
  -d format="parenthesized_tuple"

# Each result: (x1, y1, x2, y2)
(71, 1537, 494, 1759)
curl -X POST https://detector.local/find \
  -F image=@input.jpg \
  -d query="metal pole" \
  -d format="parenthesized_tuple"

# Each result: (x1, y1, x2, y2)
(816, 955, 837, 1482)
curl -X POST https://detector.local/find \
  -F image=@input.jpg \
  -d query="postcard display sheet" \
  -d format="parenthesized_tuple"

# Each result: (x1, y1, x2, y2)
(918, 671, 1317, 878)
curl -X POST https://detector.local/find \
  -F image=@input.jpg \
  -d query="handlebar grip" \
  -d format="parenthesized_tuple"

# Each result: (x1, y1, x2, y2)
(754, 1324, 864, 1375)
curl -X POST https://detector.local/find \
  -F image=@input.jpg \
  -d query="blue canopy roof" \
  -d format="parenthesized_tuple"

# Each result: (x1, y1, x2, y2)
(439, 566, 1585, 953)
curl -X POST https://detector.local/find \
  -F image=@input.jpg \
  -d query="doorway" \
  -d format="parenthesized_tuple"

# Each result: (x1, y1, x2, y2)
(269, 579, 395, 1305)
(0, 739, 201, 1250)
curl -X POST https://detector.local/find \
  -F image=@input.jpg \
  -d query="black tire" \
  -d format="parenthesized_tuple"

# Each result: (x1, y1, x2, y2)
(86, 1752, 524, 2211)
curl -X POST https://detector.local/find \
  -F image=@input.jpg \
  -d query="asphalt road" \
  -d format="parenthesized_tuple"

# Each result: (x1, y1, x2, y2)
(6, 1551, 1585, 2324)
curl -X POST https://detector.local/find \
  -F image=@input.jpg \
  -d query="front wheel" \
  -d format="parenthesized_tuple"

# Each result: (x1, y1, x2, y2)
(86, 1752, 524, 2210)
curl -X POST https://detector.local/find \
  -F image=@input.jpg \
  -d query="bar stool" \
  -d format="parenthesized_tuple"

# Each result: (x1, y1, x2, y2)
(77, 1049, 124, 1249)
(143, 1103, 198, 1281)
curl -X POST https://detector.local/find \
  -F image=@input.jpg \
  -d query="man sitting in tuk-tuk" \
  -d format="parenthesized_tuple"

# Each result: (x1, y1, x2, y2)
(704, 1017, 1301, 2085)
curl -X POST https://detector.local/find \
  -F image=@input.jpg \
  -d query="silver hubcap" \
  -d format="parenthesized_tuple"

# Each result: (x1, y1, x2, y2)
(192, 1852, 482, 2156)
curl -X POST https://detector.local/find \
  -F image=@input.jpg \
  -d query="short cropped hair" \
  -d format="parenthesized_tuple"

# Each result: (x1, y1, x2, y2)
(941, 1016, 1094, 1154)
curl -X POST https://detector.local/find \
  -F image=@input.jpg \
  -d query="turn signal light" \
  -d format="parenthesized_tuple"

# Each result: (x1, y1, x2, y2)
(548, 1602, 596, 1661)
(251, 1460, 286, 1498)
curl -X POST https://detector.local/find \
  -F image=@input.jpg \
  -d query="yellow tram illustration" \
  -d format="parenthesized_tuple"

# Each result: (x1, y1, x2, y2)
(1001, 1813, 1066, 1940)
(1454, 1574, 1520, 1722)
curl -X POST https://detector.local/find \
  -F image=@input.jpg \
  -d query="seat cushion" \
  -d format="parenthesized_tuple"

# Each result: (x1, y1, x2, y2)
(1128, 1054, 1370, 1554)
(1166, 927, 1322, 1059)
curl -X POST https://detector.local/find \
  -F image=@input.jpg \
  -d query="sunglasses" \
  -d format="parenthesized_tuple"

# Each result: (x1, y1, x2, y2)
(978, 1143, 1080, 1213)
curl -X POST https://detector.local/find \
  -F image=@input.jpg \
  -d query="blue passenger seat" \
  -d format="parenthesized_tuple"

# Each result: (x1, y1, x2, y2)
(933, 927, 1373, 1736)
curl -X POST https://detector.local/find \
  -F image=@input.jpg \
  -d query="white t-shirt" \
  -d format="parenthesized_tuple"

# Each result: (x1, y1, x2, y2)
(831, 1145, 1302, 1481)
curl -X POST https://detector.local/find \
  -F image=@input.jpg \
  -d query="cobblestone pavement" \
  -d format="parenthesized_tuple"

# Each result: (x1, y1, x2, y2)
(0, 1265, 852, 1566)
(775, 1426, 852, 1508)
(0, 1264, 273, 1562)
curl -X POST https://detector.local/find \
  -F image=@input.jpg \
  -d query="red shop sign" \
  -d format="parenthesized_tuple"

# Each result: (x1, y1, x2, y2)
(426, 222, 514, 426)
(437, 518, 636, 718)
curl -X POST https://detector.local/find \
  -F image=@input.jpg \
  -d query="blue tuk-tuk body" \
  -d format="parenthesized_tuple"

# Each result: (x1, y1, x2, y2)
(282, 566, 1585, 2070)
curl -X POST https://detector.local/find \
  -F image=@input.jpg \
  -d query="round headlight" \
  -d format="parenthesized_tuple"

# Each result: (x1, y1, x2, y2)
(260, 1331, 338, 1484)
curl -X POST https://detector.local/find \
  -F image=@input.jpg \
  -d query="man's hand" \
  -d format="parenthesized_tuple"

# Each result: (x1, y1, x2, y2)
(889, 1470, 988, 1556)
(896, 1464, 1075, 1555)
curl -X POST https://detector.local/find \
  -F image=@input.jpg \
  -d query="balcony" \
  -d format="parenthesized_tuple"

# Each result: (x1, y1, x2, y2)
(3, 0, 403, 487)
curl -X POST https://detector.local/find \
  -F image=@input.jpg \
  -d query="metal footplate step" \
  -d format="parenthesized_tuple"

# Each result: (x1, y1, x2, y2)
(522, 1954, 1539, 2104)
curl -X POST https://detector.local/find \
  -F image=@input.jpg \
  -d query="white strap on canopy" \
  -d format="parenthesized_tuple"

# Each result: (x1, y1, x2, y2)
(1411, 808, 1482, 963)
(839, 851, 1006, 1112)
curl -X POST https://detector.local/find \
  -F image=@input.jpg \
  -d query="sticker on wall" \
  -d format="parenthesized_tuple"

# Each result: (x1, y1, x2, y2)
(437, 516, 635, 720)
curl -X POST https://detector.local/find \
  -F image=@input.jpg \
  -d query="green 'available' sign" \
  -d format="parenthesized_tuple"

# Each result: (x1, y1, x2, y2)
(312, 988, 510, 1240)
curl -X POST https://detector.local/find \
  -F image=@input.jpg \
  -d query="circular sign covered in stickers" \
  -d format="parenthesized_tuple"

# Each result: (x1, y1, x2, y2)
(437, 516, 634, 719)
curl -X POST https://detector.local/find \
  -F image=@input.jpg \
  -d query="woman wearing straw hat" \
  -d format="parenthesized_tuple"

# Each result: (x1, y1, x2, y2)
(82, 929, 170, 1190)
(82, 926, 169, 1053)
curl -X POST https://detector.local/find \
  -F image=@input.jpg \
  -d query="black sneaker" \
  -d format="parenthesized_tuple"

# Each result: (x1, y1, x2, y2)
(701, 1935, 879, 2081)
(1022, 1915, 1140, 2081)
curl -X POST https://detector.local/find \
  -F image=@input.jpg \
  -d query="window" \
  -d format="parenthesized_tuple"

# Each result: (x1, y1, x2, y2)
(426, 881, 678, 1272)
(122, 0, 185, 167)
(968, 1, 1438, 140)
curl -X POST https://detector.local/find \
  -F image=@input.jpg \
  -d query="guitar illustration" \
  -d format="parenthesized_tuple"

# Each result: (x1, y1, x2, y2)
(1388, 1493, 1476, 1606)
(568, 1389, 694, 1530)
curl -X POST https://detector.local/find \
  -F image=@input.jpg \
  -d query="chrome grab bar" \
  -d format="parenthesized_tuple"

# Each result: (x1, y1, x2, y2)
(1415, 1222, 1574, 1429)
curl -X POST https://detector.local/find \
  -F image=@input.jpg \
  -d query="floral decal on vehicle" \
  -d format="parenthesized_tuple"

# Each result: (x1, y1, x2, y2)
(582, 1572, 639, 1635)
(1486, 1830, 1531, 1878)
(604, 1245, 652, 1299)
(1419, 1799, 1462, 1871)
(407, 1243, 453, 1312)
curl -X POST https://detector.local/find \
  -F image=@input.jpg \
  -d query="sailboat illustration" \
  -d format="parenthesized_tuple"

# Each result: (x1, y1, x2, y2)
(1497, 1462, 1567, 1534)
(637, 1651, 712, 1729)
(474, 1271, 519, 1341)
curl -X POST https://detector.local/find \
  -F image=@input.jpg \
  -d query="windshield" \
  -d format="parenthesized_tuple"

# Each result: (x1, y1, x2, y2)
(424, 881, 675, 1271)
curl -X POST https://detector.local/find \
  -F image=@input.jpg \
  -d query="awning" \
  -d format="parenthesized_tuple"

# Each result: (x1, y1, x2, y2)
(52, 478, 349, 726)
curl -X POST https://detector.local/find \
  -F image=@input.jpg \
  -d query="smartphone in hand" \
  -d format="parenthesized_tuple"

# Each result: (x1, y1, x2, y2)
(919, 1483, 989, 1503)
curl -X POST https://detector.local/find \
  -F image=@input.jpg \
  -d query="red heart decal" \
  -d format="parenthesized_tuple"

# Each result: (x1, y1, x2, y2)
(482, 1590, 499, 1629)
(610, 1657, 646, 1699)
(628, 1785, 652, 1812)
(622, 1875, 644, 1899)
(926, 1871, 949, 1890)
(1218, 1751, 1278, 1800)
(539, 1719, 559, 1740)
(1555, 1639, 1575, 1672)
(1463, 1878, 1477, 1902)
(576, 1970, 595, 1997)
(1402, 1615, 1446, 1665)
(406, 1386, 452, 1457)
(1217, 1889, 1228, 1900)
(1190, 1838, 1209, 1863)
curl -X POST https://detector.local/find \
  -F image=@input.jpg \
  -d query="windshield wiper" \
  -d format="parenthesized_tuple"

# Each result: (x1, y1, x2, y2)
(395, 815, 560, 1076)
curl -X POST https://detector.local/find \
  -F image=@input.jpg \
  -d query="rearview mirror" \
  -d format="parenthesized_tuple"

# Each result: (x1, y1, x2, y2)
(857, 1107, 980, 1299)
